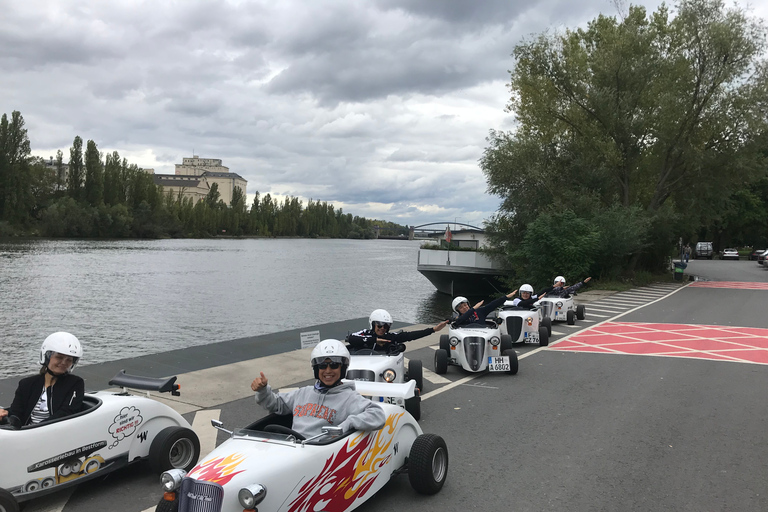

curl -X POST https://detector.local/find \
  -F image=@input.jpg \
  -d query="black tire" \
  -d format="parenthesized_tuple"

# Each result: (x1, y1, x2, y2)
(502, 349, 518, 375)
(405, 394, 421, 421)
(542, 316, 552, 336)
(149, 426, 201, 474)
(538, 327, 549, 347)
(434, 349, 449, 375)
(567, 310, 575, 325)
(576, 304, 586, 321)
(439, 334, 450, 352)
(0, 489, 19, 512)
(500, 334, 513, 352)
(155, 495, 179, 512)
(408, 434, 448, 495)
(408, 359, 424, 393)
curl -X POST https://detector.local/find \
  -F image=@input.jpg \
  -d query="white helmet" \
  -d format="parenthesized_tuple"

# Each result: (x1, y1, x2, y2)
(452, 296, 469, 312)
(310, 339, 350, 380)
(369, 309, 392, 331)
(40, 332, 83, 371)
(554, 276, 566, 285)
(520, 284, 534, 293)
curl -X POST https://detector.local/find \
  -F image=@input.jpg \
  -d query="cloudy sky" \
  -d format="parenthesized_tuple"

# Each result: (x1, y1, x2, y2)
(2, 0, 765, 228)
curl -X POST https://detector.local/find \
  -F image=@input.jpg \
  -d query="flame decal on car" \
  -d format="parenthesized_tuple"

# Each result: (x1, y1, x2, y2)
(187, 453, 246, 485)
(288, 412, 405, 512)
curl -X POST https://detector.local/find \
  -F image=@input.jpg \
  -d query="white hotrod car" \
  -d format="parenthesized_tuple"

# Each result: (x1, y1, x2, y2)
(0, 371, 200, 512)
(537, 296, 585, 325)
(346, 343, 424, 420)
(154, 382, 448, 512)
(434, 320, 518, 375)
(495, 301, 551, 346)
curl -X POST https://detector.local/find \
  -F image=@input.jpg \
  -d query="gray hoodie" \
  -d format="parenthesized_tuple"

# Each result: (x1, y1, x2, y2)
(255, 381, 386, 438)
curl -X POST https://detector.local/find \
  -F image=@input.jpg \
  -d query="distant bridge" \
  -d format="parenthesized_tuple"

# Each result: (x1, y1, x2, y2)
(411, 222, 483, 231)
(373, 221, 484, 240)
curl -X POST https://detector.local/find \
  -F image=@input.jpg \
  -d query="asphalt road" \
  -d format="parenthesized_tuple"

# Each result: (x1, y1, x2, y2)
(14, 258, 768, 512)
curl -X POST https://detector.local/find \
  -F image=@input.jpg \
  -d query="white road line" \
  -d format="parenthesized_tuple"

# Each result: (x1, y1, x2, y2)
(581, 319, 596, 323)
(422, 366, 451, 384)
(21, 488, 74, 512)
(551, 330, 566, 335)
(191, 409, 221, 460)
(587, 307, 627, 313)
(597, 300, 648, 307)
(587, 313, 610, 318)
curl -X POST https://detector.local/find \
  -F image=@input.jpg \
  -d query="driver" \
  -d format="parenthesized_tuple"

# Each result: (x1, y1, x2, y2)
(0, 332, 84, 427)
(511, 284, 545, 310)
(346, 309, 449, 351)
(452, 290, 518, 327)
(538, 276, 591, 298)
(250, 339, 385, 438)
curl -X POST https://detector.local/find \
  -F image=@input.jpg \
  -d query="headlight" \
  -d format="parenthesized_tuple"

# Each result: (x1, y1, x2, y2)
(556, 301, 563, 308)
(526, 316, 533, 326)
(489, 336, 500, 346)
(160, 469, 186, 492)
(382, 369, 396, 382)
(449, 337, 460, 346)
(239, 484, 267, 509)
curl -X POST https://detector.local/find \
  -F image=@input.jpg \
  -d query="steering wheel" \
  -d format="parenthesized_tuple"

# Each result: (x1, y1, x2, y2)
(352, 348, 380, 356)
(263, 424, 306, 440)
(385, 342, 406, 355)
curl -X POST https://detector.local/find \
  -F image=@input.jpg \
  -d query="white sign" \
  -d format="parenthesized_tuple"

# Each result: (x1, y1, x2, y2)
(300, 330, 321, 349)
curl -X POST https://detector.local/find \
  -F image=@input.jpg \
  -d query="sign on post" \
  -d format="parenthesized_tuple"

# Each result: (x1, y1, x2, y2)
(300, 330, 321, 349)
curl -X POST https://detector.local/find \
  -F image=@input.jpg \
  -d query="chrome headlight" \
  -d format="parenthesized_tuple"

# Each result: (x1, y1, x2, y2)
(239, 484, 267, 509)
(160, 469, 186, 492)
(449, 337, 460, 346)
(382, 369, 396, 382)
(556, 301, 563, 308)
(489, 336, 500, 346)
(526, 316, 533, 326)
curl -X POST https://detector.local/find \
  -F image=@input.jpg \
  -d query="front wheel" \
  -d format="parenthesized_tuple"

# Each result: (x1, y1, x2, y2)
(408, 359, 424, 393)
(0, 489, 20, 512)
(576, 304, 586, 321)
(542, 316, 552, 336)
(538, 327, 549, 347)
(567, 310, 575, 325)
(434, 349, 449, 375)
(502, 349, 518, 375)
(439, 334, 450, 352)
(408, 434, 448, 495)
(149, 426, 201, 473)
(500, 334, 513, 352)
(405, 393, 421, 421)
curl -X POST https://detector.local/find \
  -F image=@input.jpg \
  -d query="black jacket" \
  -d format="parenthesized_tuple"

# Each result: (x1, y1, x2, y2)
(454, 295, 508, 327)
(538, 280, 588, 298)
(7, 372, 84, 425)
(347, 327, 437, 351)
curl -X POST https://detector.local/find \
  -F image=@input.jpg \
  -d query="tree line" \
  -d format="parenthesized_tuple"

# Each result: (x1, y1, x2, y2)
(481, 0, 768, 285)
(0, 112, 408, 239)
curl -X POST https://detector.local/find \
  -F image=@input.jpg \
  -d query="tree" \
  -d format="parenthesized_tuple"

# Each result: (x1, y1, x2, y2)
(67, 136, 84, 201)
(0, 111, 33, 224)
(54, 150, 65, 192)
(84, 139, 104, 206)
(482, 0, 768, 273)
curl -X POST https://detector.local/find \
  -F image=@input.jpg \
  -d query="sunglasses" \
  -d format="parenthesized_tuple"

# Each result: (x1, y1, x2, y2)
(316, 362, 342, 370)
(374, 322, 391, 329)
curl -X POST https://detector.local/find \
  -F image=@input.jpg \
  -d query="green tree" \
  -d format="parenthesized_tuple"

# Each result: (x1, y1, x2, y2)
(67, 136, 84, 201)
(84, 139, 104, 206)
(54, 149, 65, 192)
(0, 111, 33, 224)
(482, 0, 768, 273)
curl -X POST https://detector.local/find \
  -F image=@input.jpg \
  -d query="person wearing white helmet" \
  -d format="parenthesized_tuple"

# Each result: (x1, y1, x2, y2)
(511, 284, 546, 310)
(538, 275, 592, 298)
(452, 289, 518, 327)
(250, 339, 385, 439)
(346, 309, 449, 351)
(0, 332, 84, 427)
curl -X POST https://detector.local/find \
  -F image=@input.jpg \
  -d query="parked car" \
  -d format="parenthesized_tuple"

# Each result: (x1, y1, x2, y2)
(721, 248, 740, 260)
(695, 242, 714, 259)
(751, 249, 766, 261)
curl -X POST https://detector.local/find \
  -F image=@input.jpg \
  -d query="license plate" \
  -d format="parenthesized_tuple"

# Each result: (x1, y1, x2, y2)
(523, 332, 539, 344)
(488, 356, 510, 372)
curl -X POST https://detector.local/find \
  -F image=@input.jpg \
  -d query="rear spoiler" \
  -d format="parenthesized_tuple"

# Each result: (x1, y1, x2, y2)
(109, 370, 181, 396)
(345, 379, 416, 399)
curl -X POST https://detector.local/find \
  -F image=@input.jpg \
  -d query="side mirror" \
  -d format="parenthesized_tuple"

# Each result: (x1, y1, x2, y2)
(211, 419, 233, 435)
(322, 426, 344, 437)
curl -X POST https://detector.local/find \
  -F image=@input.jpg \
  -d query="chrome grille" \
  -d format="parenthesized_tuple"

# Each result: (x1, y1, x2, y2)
(179, 478, 224, 512)
(540, 302, 553, 318)
(463, 336, 486, 371)
(505, 317, 523, 341)
(346, 369, 376, 381)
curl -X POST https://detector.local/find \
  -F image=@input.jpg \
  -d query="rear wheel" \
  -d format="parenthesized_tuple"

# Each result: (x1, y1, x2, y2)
(408, 359, 424, 393)
(0, 489, 20, 512)
(405, 392, 421, 421)
(439, 334, 450, 351)
(542, 317, 552, 336)
(576, 304, 586, 320)
(434, 349, 448, 374)
(149, 426, 201, 473)
(502, 349, 518, 375)
(538, 327, 549, 347)
(500, 334, 513, 352)
(408, 434, 448, 495)
(567, 310, 575, 325)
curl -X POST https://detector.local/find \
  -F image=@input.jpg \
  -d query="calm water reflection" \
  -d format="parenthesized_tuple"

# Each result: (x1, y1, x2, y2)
(0, 239, 455, 378)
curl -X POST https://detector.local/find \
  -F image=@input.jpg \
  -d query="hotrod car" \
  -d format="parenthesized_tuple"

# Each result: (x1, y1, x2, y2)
(537, 296, 585, 325)
(495, 301, 550, 346)
(0, 371, 200, 512)
(346, 343, 424, 420)
(434, 320, 518, 375)
(154, 386, 448, 512)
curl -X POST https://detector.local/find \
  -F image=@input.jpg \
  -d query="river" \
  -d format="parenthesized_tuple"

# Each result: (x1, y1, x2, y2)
(0, 238, 455, 378)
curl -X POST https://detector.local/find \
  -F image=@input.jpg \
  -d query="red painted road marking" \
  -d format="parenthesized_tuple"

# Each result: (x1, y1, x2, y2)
(551, 321, 768, 365)
(688, 281, 768, 290)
